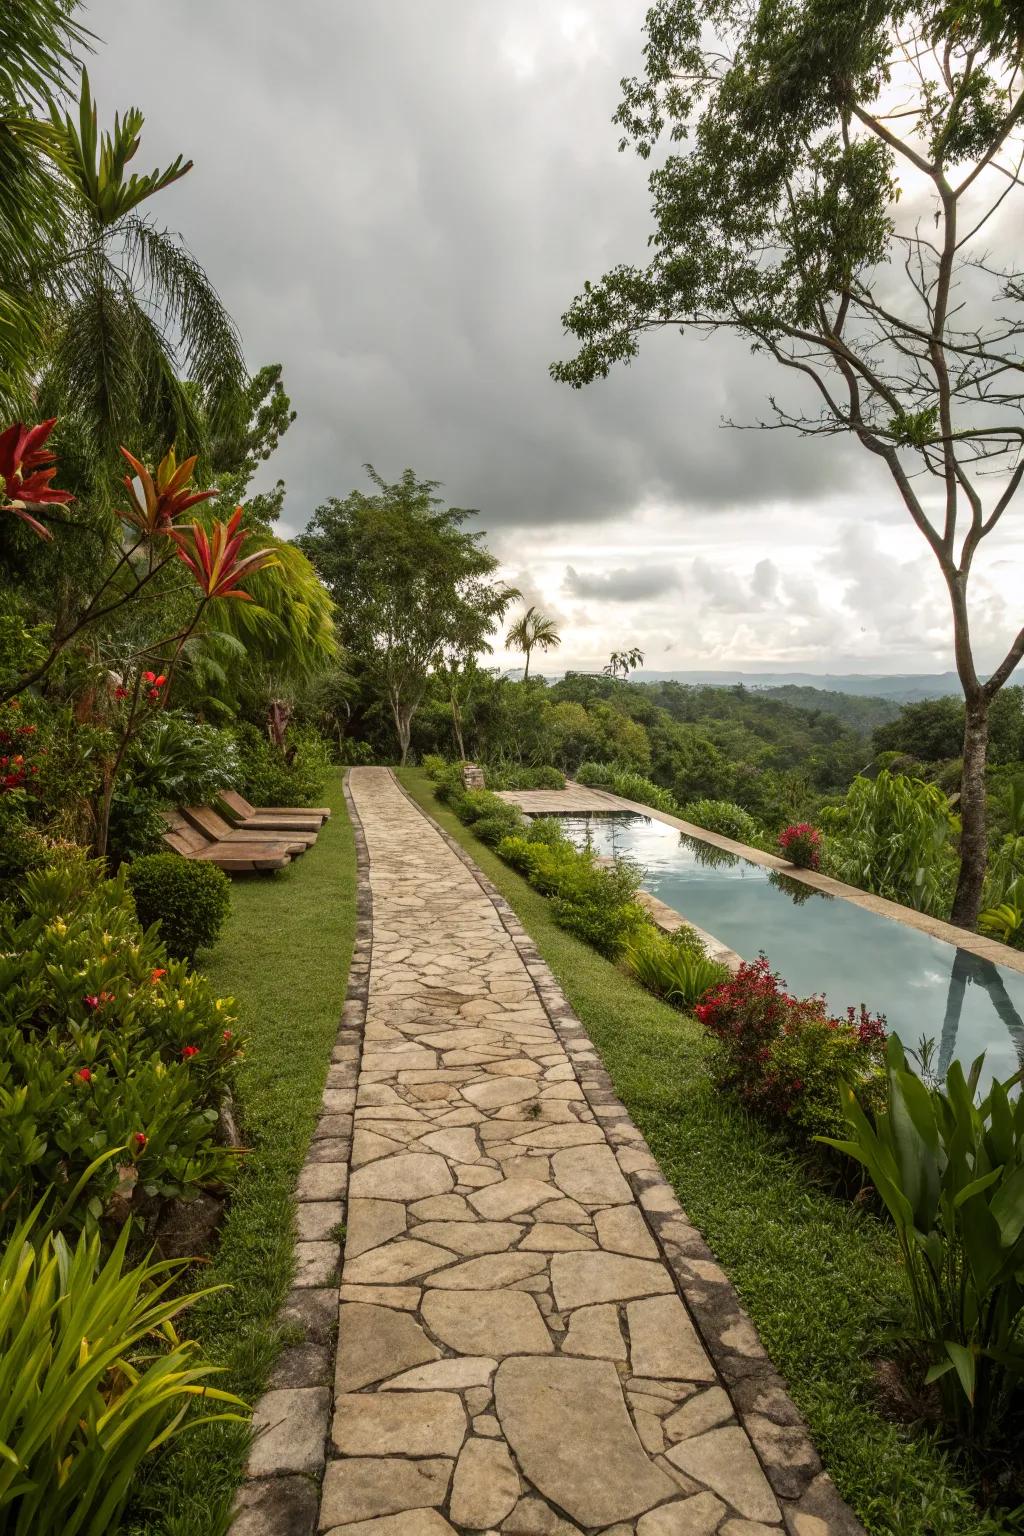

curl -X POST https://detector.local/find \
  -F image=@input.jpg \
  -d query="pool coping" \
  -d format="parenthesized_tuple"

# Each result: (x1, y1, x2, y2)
(508, 785, 1024, 977)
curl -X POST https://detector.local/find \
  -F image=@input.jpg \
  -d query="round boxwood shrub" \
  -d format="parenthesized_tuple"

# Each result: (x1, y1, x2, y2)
(126, 853, 230, 962)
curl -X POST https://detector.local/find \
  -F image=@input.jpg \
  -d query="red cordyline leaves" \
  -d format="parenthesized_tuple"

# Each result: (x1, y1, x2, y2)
(118, 446, 218, 535)
(0, 419, 74, 540)
(171, 506, 279, 601)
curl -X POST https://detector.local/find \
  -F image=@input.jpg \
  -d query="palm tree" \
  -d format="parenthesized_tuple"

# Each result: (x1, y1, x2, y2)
(604, 646, 644, 680)
(506, 605, 561, 680)
(38, 73, 247, 476)
(0, 0, 86, 415)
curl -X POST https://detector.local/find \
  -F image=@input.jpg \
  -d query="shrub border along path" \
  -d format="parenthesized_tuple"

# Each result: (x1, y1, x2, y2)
(400, 769, 1014, 1536)
(387, 769, 864, 1536)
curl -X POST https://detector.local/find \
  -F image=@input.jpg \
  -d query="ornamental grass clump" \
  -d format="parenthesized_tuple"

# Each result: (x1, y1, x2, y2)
(0, 860, 242, 1237)
(625, 925, 730, 1008)
(779, 822, 822, 870)
(497, 830, 646, 957)
(681, 798, 760, 843)
(694, 956, 887, 1141)
(0, 1212, 245, 1536)
(822, 1038, 1024, 1449)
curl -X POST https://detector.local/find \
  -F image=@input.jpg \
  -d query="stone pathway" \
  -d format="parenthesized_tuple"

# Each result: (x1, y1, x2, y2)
(314, 769, 860, 1536)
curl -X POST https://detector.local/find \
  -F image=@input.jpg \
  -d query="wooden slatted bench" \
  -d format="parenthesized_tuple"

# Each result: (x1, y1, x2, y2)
(181, 805, 317, 854)
(162, 811, 294, 873)
(216, 788, 326, 834)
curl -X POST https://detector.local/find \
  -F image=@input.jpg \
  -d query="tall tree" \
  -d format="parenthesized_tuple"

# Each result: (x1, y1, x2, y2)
(297, 467, 516, 763)
(506, 605, 561, 680)
(605, 647, 645, 680)
(554, 0, 1024, 927)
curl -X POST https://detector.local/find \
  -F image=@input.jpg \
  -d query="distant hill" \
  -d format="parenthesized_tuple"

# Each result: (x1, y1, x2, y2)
(627, 670, 966, 701)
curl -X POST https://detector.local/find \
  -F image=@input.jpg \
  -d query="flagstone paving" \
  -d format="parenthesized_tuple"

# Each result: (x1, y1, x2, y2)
(312, 768, 862, 1536)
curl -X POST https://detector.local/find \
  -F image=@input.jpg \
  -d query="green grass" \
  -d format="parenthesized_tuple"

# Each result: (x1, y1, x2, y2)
(400, 768, 1017, 1536)
(129, 770, 357, 1536)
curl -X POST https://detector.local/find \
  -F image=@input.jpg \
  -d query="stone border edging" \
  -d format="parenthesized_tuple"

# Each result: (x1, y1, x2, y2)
(395, 772, 866, 1536)
(232, 771, 371, 1536)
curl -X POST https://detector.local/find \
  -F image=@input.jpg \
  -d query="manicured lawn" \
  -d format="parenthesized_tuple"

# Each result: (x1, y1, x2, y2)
(129, 770, 357, 1536)
(400, 768, 1013, 1536)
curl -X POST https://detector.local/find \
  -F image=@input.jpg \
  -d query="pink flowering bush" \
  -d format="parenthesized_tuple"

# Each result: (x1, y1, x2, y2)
(778, 822, 822, 870)
(694, 956, 887, 1140)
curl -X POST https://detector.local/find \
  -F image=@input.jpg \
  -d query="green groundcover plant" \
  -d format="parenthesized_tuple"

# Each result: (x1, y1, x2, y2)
(576, 761, 679, 815)
(0, 1211, 245, 1536)
(624, 925, 730, 1008)
(682, 798, 761, 844)
(823, 1038, 1024, 1449)
(0, 860, 241, 1236)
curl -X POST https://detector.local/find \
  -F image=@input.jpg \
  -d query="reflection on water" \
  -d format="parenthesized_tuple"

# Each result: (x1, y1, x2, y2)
(767, 869, 828, 907)
(556, 811, 1024, 1085)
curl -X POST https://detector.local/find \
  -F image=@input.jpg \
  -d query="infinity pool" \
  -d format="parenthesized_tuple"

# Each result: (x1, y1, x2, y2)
(558, 812, 1024, 1084)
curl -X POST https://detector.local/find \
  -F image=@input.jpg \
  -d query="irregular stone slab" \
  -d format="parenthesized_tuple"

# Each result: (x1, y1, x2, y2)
(346, 1199, 407, 1259)
(338, 1284, 422, 1311)
(386, 1357, 497, 1390)
(421, 1289, 553, 1356)
(530, 1196, 590, 1224)
(426, 1252, 547, 1289)
(233, 1474, 319, 1536)
(350, 1152, 454, 1202)
(450, 1437, 521, 1528)
(561, 1303, 627, 1360)
(319, 1456, 453, 1526)
(627, 1296, 716, 1382)
(550, 1252, 674, 1310)
(322, 1512, 457, 1536)
(502, 1494, 579, 1536)
(410, 1193, 474, 1221)
(595, 1204, 659, 1258)
(352, 1129, 406, 1166)
(246, 1385, 330, 1476)
(469, 1178, 559, 1220)
(335, 1304, 438, 1392)
(412, 1220, 522, 1255)
(332, 1390, 467, 1458)
(667, 1427, 781, 1523)
(636, 1493, 727, 1536)
(551, 1144, 633, 1206)
(419, 1127, 481, 1162)
(493, 1356, 675, 1526)
(344, 1239, 456, 1286)
(664, 1387, 734, 1442)
(463, 1076, 540, 1109)
(520, 1223, 596, 1252)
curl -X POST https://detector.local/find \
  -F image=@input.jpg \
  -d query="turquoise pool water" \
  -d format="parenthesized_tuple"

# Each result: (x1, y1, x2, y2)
(557, 812, 1024, 1084)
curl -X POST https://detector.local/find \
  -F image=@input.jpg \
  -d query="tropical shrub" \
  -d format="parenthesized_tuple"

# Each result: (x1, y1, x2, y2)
(497, 832, 645, 956)
(483, 763, 566, 791)
(625, 925, 730, 1007)
(779, 822, 822, 870)
(127, 713, 240, 804)
(233, 721, 331, 807)
(823, 1038, 1024, 1445)
(577, 761, 679, 814)
(525, 815, 569, 847)
(694, 956, 888, 1140)
(682, 797, 761, 843)
(977, 886, 1024, 949)
(823, 770, 958, 916)
(0, 861, 240, 1233)
(0, 1213, 244, 1535)
(0, 792, 51, 883)
(421, 753, 449, 781)
(126, 852, 231, 962)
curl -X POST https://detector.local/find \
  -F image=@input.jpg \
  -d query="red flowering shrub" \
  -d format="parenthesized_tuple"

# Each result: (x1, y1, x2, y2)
(778, 822, 822, 870)
(694, 956, 887, 1139)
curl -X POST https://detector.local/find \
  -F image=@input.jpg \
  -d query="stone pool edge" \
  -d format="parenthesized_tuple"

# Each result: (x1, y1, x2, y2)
(396, 769, 866, 1536)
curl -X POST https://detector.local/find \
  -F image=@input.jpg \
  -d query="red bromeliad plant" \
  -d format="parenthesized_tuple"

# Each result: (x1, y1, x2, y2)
(694, 956, 887, 1140)
(0, 419, 74, 540)
(170, 506, 279, 602)
(118, 446, 218, 535)
(779, 822, 821, 871)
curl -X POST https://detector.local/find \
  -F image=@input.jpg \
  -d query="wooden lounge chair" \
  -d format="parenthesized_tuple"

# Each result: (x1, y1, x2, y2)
(218, 788, 331, 829)
(216, 788, 326, 834)
(162, 811, 294, 873)
(181, 805, 317, 853)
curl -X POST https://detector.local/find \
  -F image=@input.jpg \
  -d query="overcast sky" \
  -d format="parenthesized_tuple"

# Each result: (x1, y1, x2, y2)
(85, 1, 1022, 678)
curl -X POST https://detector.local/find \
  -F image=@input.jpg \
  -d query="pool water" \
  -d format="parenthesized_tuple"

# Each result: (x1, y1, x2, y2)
(558, 812, 1024, 1084)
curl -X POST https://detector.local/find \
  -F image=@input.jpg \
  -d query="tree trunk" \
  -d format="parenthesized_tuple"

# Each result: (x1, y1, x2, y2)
(450, 690, 466, 760)
(393, 705, 413, 766)
(522, 647, 531, 681)
(950, 692, 990, 928)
